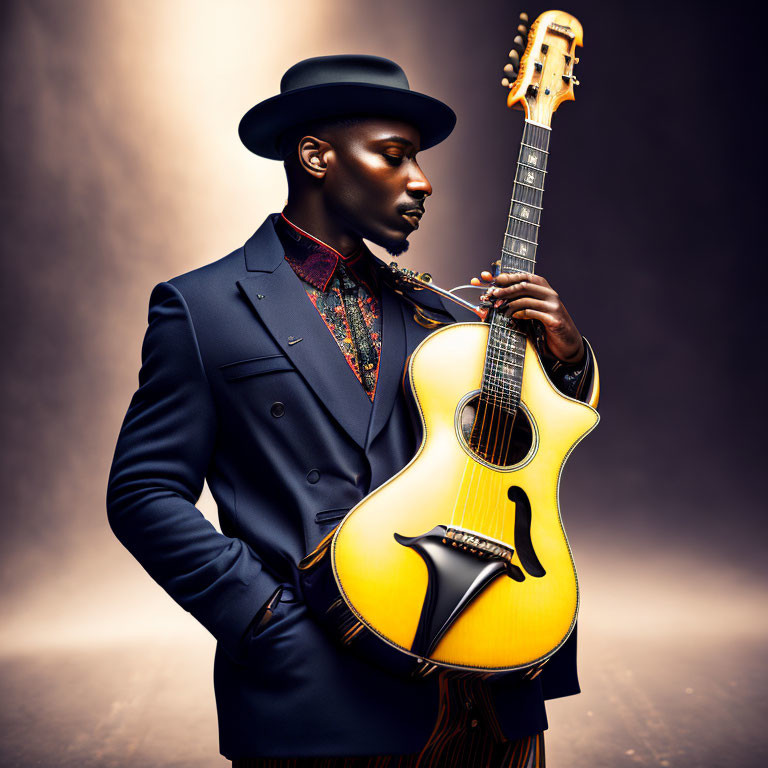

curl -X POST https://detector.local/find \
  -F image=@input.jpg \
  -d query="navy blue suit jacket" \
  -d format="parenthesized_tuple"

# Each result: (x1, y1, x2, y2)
(107, 213, 584, 760)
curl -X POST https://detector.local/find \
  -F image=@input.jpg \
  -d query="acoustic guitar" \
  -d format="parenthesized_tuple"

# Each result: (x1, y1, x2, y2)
(300, 9, 599, 678)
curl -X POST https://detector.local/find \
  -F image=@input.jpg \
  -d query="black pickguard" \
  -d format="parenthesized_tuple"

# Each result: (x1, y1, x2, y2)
(394, 486, 545, 658)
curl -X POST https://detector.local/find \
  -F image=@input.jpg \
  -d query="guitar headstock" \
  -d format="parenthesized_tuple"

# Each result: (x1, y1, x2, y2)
(501, 9, 583, 126)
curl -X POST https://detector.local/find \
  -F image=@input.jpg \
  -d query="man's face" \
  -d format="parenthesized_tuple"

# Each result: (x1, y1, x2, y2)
(308, 118, 433, 256)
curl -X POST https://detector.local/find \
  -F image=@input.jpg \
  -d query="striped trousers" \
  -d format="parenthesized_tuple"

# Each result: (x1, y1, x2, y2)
(232, 672, 545, 768)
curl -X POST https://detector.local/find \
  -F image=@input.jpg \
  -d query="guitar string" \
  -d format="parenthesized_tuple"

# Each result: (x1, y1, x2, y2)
(443, 122, 552, 645)
(501, 120, 548, 464)
(469, 121, 525, 537)
(479, 124, 528, 471)
(503, 123, 548, 550)
(499, 463, 506, 547)
(490, 120, 544, 450)
(483, 121, 543, 512)
(453, 121, 549, 546)
(459, 454, 480, 531)
(422, 123, 548, 657)
(502, 121, 548, 535)
(450, 455, 473, 529)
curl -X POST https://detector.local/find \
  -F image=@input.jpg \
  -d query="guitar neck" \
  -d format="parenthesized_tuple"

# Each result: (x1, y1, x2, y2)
(478, 120, 552, 418)
(501, 120, 551, 276)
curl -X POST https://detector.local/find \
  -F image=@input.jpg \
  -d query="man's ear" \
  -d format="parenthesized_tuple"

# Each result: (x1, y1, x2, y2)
(298, 136, 331, 178)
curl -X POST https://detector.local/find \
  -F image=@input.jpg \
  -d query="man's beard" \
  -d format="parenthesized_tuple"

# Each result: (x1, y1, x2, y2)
(385, 239, 410, 257)
(368, 233, 410, 257)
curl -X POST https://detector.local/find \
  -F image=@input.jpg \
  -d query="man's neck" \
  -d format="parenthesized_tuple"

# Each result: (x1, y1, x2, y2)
(282, 199, 362, 257)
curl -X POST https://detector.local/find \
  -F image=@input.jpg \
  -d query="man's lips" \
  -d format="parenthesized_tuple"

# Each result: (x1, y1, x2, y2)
(401, 209, 424, 229)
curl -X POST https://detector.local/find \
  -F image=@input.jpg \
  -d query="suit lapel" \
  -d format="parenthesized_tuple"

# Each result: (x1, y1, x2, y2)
(237, 215, 373, 451)
(365, 284, 407, 448)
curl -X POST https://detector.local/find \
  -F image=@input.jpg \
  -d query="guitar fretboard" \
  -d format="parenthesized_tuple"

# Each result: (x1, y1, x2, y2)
(480, 121, 551, 416)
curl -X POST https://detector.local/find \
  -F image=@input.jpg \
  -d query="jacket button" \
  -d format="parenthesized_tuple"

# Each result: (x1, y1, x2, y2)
(306, 469, 320, 484)
(270, 402, 285, 418)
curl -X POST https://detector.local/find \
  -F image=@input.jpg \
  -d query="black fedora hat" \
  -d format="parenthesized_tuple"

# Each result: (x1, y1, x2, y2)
(238, 54, 456, 160)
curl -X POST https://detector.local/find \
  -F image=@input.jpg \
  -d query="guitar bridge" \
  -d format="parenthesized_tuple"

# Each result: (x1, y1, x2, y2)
(444, 526, 515, 566)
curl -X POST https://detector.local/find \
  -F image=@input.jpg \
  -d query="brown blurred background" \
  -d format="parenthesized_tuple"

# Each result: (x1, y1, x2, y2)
(1, 0, 766, 766)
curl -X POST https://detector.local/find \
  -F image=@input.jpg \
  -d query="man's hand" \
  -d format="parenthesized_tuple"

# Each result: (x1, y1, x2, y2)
(470, 270, 585, 364)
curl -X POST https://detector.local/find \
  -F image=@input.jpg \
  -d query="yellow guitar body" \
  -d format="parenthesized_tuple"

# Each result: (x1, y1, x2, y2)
(332, 321, 599, 671)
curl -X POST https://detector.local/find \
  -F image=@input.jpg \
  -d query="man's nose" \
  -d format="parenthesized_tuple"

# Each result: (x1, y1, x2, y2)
(406, 162, 432, 198)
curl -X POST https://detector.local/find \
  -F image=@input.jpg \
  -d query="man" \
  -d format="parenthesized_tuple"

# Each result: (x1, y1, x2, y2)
(107, 55, 597, 767)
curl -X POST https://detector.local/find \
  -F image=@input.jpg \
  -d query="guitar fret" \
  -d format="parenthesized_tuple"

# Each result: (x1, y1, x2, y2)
(499, 261, 536, 275)
(519, 162, 547, 173)
(488, 340, 524, 351)
(503, 232, 538, 247)
(510, 200, 543, 211)
(485, 359, 523, 369)
(482, 383, 522, 395)
(488, 344, 525, 358)
(506, 227, 539, 243)
(521, 142, 549, 155)
(500, 248, 536, 262)
(487, 334, 524, 346)
(489, 332, 525, 346)
(509, 205, 542, 228)
(514, 179, 545, 192)
(508, 215, 540, 227)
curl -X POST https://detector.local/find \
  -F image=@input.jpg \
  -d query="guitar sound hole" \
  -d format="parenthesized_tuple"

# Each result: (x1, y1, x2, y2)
(459, 394, 534, 467)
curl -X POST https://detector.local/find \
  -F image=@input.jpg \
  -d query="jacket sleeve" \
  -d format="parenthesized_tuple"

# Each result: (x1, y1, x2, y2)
(529, 321, 598, 406)
(106, 281, 281, 662)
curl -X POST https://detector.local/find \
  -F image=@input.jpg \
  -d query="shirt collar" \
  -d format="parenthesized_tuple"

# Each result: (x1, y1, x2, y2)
(275, 211, 378, 292)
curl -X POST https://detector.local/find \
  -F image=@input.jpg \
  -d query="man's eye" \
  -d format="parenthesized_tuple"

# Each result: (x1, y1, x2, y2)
(383, 153, 404, 165)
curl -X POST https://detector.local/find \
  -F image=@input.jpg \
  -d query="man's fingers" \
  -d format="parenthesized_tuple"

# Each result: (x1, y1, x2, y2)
(470, 271, 495, 286)
(494, 272, 547, 288)
(487, 281, 553, 301)
(509, 308, 551, 323)
(496, 297, 558, 317)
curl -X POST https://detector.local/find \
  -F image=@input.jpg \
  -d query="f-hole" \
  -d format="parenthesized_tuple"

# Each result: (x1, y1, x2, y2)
(458, 393, 535, 467)
(508, 486, 546, 578)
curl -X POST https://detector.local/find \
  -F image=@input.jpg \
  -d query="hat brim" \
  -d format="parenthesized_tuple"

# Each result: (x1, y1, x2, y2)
(238, 82, 456, 160)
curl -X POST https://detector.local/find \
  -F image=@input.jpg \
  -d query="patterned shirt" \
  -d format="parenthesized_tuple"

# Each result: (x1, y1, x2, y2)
(275, 212, 382, 401)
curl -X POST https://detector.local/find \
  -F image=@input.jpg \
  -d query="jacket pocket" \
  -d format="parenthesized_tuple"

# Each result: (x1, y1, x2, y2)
(314, 508, 349, 525)
(218, 353, 295, 381)
(236, 585, 295, 667)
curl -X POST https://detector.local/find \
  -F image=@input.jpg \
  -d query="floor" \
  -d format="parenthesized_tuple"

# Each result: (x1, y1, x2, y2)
(1, 627, 765, 768)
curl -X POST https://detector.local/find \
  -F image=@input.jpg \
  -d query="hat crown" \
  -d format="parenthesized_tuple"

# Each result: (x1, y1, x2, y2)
(239, 54, 454, 160)
(280, 55, 410, 94)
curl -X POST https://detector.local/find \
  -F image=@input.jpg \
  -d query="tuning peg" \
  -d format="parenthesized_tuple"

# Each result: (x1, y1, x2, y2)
(508, 49, 520, 66)
(513, 34, 526, 51)
(518, 12, 529, 23)
(517, 24, 528, 35)
(503, 63, 516, 75)
(501, 77, 510, 87)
